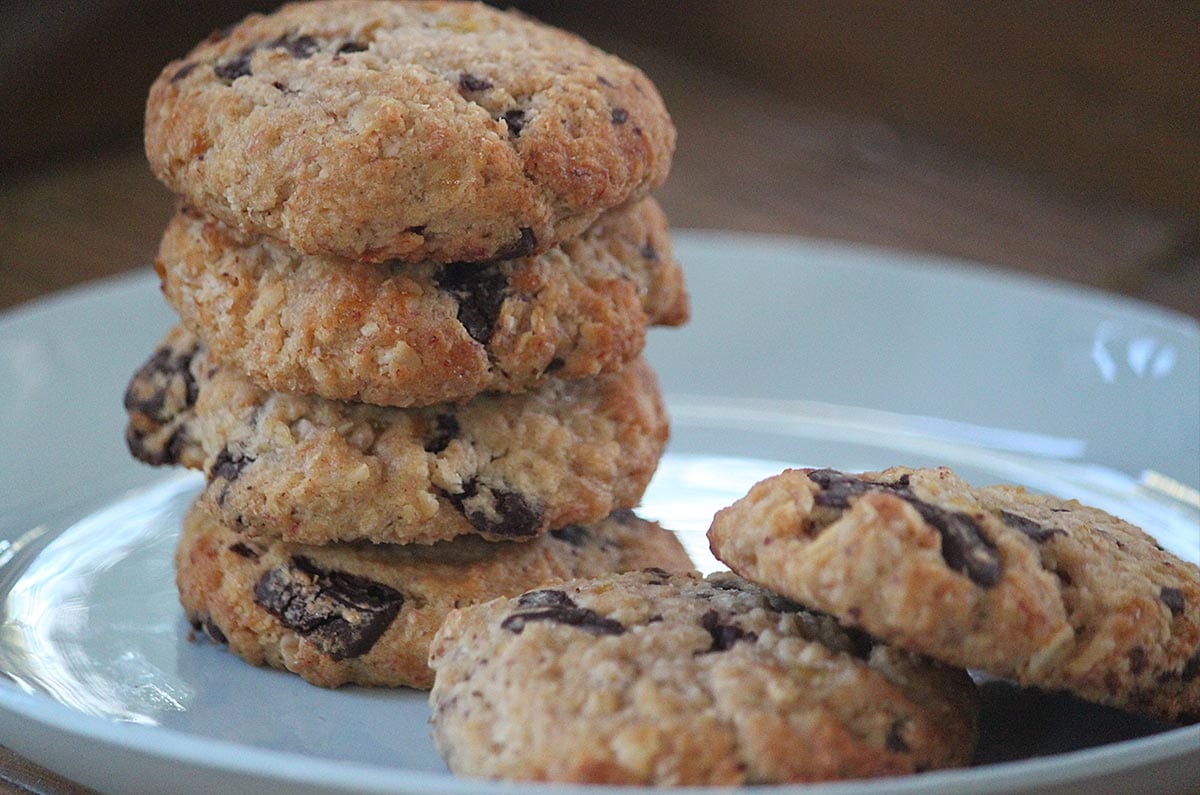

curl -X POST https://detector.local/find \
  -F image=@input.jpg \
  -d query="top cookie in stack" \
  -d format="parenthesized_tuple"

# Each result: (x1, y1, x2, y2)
(143, 0, 683, 408)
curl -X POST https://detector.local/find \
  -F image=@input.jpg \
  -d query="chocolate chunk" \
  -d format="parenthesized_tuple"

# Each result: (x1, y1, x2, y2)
(1182, 652, 1200, 683)
(170, 62, 198, 82)
(999, 510, 1064, 543)
(209, 448, 251, 483)
(700, 609, 756, 652)
(549, 524, 590, 546)
(915, 503, 1002, 587)
(227, 542, 259, 560)
(544, 357, 566, 373)
(610, 107, 629, 124)
(608, 508, 638, 525)
(501, 590, 625, 636)
(444, 479, 543, 537)
(424, 412, 460, 454)
(458, 72, 493, 92)
(496, 227, 538, 260)
(268, 34, 320, 59)
(202, 617, 228, 645)
(516, 589, 573, 609)
(434, 262, 508, 344)
(214, 49, 254, 82)
(253, 556, 403, 660)
(806, 469, 1002, 587)
(337, 40, 367, 54)
(1161, 587, 1186, 616)
(1128, 645, 1148, 675)
(123, 342, 201, 420)
(886, 720, 911, 753)
(502, 109, 526, 137)
(640, 241, 659, 261)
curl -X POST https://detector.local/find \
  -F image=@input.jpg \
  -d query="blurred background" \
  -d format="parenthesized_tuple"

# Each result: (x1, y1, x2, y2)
(1, 0, 1197, 317)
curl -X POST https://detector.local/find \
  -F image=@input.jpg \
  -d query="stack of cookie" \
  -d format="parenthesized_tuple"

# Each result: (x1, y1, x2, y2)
(123, 0, 693, 688)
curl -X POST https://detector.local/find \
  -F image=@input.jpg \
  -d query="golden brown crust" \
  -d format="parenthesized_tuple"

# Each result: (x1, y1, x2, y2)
(428, 570, 978, 783)
(177, 502, 692, 688)
(708, 467, 1200, 724)
(126, 328, 670, 546)
(145, 0, 675, 263)
(157, 198, 687, 407)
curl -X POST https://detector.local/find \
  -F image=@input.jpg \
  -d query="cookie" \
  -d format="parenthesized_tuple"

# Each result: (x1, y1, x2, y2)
(177, 501, 691, 689)
(125, 327, 669, 546)
(145, 0, 675, 263)
(427, 569, 978, 784)
(157, 198, 688, 407)
(707, 467, 1200, 724)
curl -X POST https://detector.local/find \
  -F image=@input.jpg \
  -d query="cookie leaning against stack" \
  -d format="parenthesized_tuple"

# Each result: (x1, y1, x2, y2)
(125, 0, 692, 689)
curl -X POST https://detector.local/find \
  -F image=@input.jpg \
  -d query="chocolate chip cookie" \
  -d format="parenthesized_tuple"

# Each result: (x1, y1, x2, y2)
(428, 569, 978, 784)
(157, 198, 687, 407)
(126, 328, 669, 546)
(708, 467, 1200, 724)
(145, 0, 675, 263)
(177, 501, 691, 689)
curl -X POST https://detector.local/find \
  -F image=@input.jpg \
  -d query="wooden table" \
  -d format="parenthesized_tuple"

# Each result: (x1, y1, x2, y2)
(1, 7, 1197, 794)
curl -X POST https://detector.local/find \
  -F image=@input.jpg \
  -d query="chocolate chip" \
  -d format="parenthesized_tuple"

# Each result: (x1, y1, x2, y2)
(496, 227, 538, 260)
(1182, 652, 1200, 683)
(885, 720, 911, 753)
(202, 617, 228, 645)
(253, 556, 403, 660)
(640, 241, 659, 261)
(1129, 645, 1148, 675)
(516, 589, 572, 608)
(544, 357, 566, 373)
(999, 510, 1063, 543)
(123, 342, 201, 420)
(502, 109, 526, 137)
(170, 62, 198, 82)
(1161, 587, 1187, 616)
(610, 107, 629, 124)
(209, 447, 251, 483)
(424, 412, 460, 454)
(337, 40, 367, 54)
(228, 542, 259, 559)
(434, 262, 508, 344)
(549, 524, 590, 546)
(700, 609, 756, 652)
(916, 504, 1002, 587)
(805, 469, 1002, 588)
(458, 72, 493, 92)
(609, 508, 638, 525)
(501, 590, 625, 636)
(270, 34, 320, 59)
(444, 479, 543, 537)
(213, 49, 254, 82)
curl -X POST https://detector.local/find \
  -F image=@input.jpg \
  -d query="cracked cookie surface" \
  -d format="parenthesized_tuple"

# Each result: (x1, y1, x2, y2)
(145, 0, 675, 263)
(707, 467, 1200, 724)
(427, 569, 978, 784)
(157, 198, 687, 407)
(126, 327, 669, 545)
(177, 501, 691, 688)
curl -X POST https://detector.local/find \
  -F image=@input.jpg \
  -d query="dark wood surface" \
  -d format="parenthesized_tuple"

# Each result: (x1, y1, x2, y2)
(1, 4, 1197, 794)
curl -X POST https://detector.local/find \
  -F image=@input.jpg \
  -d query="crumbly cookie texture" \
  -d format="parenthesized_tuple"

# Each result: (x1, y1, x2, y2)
(177, 501, 691, 689)
(125, 328, 669, 545)
(428, 569, 978, 784)
(145, 0, 675, 263)
(707, 467, 1200, 724)
(157, 198, 687, 407)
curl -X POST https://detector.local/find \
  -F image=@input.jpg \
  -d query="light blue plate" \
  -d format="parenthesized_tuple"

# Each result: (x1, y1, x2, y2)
(1, 233, 1196, 794)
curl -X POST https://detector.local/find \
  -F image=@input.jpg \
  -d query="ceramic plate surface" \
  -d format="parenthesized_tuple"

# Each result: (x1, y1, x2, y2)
(1, 233, 1197, 794)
